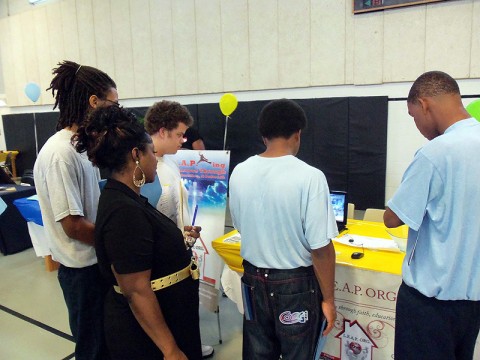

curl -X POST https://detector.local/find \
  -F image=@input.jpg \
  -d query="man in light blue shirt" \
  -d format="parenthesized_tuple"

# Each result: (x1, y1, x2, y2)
(230, 99, 337, 360)
(384, 71, 480, 360)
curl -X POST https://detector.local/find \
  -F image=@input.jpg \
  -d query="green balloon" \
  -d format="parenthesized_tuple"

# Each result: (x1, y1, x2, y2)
(466, 99, 480, 121)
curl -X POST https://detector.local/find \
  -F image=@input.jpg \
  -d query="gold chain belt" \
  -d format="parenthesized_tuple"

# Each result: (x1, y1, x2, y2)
(113, 258, 199, 294)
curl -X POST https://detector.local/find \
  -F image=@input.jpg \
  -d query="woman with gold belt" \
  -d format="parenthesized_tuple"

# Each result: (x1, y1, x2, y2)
(74, 106, 202, 360)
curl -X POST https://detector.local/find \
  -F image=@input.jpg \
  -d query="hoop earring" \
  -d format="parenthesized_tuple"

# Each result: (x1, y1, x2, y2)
(133, 160, 146, 188)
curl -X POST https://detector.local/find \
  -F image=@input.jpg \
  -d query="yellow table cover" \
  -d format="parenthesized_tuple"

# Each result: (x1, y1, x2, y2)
(212, 219, 406, 275)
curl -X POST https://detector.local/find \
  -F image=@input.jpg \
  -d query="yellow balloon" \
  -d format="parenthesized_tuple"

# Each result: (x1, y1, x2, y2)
(219, 93, 238, 116)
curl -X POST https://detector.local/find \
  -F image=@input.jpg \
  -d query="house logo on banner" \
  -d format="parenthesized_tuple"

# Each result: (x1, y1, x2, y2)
(320, 267, 398, 359)
(335, 320, 377, 360)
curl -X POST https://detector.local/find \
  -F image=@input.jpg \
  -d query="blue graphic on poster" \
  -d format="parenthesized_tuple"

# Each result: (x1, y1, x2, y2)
(168, 150, 230, 295)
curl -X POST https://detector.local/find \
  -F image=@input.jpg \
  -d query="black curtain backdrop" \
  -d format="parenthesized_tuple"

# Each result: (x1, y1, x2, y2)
(1, 96, 387, 209)
(297, 97, 350, 192)
(35, 112, 58, 151)
(348, 97, 388, 210)
(3, 113, 36, 177)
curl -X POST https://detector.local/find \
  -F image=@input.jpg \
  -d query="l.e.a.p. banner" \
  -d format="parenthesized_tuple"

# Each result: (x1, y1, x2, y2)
(320, 266, 399, 360)
(167, 150, 230, 312)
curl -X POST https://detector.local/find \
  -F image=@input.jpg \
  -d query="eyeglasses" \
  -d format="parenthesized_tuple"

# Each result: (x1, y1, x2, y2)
(103, 99, 121, 107)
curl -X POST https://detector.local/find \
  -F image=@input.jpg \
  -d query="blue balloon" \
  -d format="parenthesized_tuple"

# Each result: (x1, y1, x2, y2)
(24, 82, 41, 102)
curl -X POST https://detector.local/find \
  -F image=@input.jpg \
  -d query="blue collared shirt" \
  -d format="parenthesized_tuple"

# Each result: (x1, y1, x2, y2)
(388, 118, 480, 300)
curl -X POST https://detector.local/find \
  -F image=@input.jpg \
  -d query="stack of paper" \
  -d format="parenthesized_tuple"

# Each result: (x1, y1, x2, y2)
(334, 234, 400, 252)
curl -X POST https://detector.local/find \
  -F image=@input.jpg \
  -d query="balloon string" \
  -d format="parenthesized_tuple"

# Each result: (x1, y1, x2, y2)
(33, 113, 38, 156)
(223, 116, 229, 150)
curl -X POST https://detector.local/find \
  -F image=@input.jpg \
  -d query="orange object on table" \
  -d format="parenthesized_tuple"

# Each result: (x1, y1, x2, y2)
(45, 255, 60, 271)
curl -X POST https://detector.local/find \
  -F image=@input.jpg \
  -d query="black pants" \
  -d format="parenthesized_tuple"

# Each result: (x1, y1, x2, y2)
(104, 276, 202, 360)
(58, 264, 109, 360)
(395, 281, 480, 360)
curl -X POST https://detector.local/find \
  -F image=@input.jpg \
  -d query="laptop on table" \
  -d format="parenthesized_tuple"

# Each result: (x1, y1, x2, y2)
(330, 190, 348, 233)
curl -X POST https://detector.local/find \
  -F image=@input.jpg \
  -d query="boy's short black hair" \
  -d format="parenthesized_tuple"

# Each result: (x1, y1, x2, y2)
(258, 99, 307, 140)
(408, 71, 460, 104)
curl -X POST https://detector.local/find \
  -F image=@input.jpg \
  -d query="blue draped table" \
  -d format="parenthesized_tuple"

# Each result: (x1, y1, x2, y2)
(0, 184, 36, 255)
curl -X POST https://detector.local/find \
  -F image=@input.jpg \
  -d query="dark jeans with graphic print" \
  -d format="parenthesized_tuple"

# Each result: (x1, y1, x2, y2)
(241, 260, 324, 360)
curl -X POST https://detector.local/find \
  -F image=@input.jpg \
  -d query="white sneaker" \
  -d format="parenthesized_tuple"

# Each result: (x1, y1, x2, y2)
(202, 344, 214, 358)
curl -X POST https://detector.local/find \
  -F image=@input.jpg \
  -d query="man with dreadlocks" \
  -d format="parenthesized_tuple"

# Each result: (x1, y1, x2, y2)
(34, 60, 118, 360)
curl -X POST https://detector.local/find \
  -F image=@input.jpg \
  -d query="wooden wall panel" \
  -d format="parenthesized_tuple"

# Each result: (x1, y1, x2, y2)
(20, 11, 41, 105)
(150, 0, 176, 96)
(311, 0, 346, 85)
(0, 18, 18, 106)
(0, 56, 4, 98)
(2, 0, 480, 107)
(0, 26, 5, 96)
(220, 0, 250, 91)
(33, 8, 53, 106)
(46, 3, 65, 77)
(471, 1, 480, 77)
(92, 1, 115, 79)
(425, 0, 472, 78)
(353, 12, 384, 85)
(131, 0, 155, 98)
(0, 20, 6, 97)
(172, 0, 198, 95)
(10, 14, 28, 106)
(0, 2, 6, 18)
(383, 7, 425, 82)
(345, 0, 355, 84)
(111, 0, 134, 99)
(248, 0, 278, 90)
(60, 0, 80, 62)
(4, 0, 32, 17)
(76, 0, 97, 68)
(278, 0, 310, 88)
(196, 0, 223, 93)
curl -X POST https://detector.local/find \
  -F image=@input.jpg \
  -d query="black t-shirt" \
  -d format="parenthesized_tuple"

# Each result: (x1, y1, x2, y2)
(95, 179, 191, 285)
(181, 127, 202, 150)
